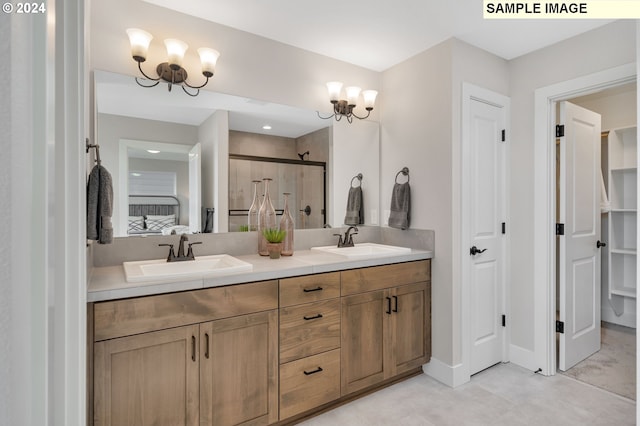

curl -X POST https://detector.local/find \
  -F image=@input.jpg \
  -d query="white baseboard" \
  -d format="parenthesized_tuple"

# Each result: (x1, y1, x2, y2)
(602, 304, 637, 329)
(422, 358, 469, 388)
(509, 344, 538, 372)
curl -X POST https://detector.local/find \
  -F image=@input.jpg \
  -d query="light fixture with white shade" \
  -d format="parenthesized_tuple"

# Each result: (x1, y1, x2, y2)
(318, 81, 378, 123)
(126, 28, 220, 97)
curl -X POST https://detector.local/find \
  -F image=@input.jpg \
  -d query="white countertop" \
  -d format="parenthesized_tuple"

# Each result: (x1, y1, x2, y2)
(88, 248, 433, 302)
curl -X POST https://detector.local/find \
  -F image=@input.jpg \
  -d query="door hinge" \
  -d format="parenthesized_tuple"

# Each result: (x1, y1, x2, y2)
(556, 320, 565, 334)
(501, 129, 506, 142)
(556, 125, 565, 138)
(501, 222, 506, 235)
(501, 315, 506, 327)
(556, 223, 564, 235)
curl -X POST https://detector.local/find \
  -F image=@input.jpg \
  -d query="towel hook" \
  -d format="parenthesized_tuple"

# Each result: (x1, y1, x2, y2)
(350, 173, 363, 188)
(395, 167, 409, 183)
(86, 138, 102, 166)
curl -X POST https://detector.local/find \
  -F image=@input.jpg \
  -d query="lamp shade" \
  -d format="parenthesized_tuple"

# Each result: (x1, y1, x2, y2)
(197, 48, 220, 77)
(164, 38, 188, 69)
(345, 86, 361, 106)
(362, 90, 378, 110)
(326, 82, 343, 103)
(126, 28, 153, 62)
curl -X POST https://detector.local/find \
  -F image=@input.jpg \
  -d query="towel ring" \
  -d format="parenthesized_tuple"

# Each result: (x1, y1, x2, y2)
(395, 167, 410, 183)
(350, 173, 363, 188)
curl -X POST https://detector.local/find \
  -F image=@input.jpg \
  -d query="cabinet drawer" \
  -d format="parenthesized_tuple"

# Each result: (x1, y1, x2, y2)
(341, 260, 430, 296)
(279, 272, 340, 307)
(94, 280, 278, 341)
(279, 349, 341, 420)
(280, 299, 341, 363)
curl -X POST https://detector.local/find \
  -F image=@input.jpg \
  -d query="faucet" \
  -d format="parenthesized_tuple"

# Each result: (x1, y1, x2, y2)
(334, 226, 358, 248)
(159, 234, 202, 262)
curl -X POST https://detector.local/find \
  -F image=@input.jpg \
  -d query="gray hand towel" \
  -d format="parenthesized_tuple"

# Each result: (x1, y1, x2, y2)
(87, 164, 114, 244)
(344, 186, 364, 225)
(388, 182, 410, 230)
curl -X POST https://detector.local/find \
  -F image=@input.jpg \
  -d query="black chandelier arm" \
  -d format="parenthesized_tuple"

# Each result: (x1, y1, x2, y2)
(351, 110, 372, 120)
(182, 86, 200, 97)
(182, 75, 210, 90)
(137, 61, 161, 82)
(317, 111, 337, 120)
(135, 77, 160, 88)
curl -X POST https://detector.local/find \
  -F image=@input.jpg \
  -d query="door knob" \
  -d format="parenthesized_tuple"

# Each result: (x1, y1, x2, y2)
(470, 246, 488, 256)
(597, 240, 607, 248)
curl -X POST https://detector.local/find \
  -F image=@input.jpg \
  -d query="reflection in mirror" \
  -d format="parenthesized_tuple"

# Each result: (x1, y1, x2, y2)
(120, 140, 201, 237)
(95, 70, 329, 236)
(229, 156, 326, 232)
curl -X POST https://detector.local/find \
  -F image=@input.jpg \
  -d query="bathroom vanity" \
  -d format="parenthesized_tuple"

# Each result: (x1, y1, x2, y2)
(87, 241, 432, 426)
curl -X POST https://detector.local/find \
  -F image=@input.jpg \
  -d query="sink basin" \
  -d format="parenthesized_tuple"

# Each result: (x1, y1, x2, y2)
(123, 254, 253, 283)
(311, 243, 412, 259)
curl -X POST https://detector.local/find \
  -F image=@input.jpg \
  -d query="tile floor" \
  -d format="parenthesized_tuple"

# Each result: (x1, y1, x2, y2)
(299, 363, 635, 425)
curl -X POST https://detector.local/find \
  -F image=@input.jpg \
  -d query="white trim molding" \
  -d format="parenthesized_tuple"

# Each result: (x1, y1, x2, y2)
(533, 62, 636, 377)
(422, 358, 469, 388)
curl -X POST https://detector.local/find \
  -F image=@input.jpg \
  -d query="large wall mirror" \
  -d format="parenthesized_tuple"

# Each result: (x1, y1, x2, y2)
(94, 70, 380, 237)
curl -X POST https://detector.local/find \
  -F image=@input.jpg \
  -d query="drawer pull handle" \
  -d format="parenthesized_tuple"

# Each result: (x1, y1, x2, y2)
(386, 297, 392, 315)
(191, 336, 196, 362)
(303, 313, 323, 321)
(303, 367, 323, 376)
(204, 333, 210, 359)
(392, 295, 398, 313)
(303, 286, 323, 293)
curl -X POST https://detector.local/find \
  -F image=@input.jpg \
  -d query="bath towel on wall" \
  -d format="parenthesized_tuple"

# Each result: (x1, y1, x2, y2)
(87, 164, 114, 244)
(344, 186, 364, 225)
(388, 182, 410, 230)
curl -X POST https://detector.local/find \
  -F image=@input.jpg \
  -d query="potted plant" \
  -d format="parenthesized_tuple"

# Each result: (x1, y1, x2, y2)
(262, 228, 286, 259)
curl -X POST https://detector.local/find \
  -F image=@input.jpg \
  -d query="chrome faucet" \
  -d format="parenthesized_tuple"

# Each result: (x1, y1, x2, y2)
(159, 234, 202, 262)
(334, 226, 358, 248)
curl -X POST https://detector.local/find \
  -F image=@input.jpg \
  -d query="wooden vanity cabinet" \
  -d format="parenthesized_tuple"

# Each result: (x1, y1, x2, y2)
(278, 272, 342, 420)
(94, 325, 200, 426)
(341, 261, 431, 395)
(92, 280, 279, 426)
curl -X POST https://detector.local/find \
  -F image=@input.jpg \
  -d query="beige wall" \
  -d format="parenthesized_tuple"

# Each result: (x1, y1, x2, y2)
(381, 39, 454, 365)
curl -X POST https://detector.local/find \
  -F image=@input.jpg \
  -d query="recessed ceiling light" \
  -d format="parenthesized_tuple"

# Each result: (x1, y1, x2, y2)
(147, 149, 160, 154)
(262, 125, 272, 130)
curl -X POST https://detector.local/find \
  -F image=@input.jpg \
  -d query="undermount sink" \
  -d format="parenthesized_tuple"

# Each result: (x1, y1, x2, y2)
(123, 254, 253, 283)
(311, 243, 412, 259)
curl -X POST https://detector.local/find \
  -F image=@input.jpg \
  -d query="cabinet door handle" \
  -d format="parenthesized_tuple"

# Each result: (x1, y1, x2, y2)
(303, 313, 323, 321)
(204, 333, 210, 359)
(392, 295, 398, 313)
(191, 336, 196, 362)
(303, 286, 323, 293)
(303, 367, 323, 376)
(386, 297, 392, 315)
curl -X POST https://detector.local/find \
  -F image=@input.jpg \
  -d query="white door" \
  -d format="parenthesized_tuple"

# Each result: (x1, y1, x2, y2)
(466, 94, 507, 375)
(558, 101, 601, 371)
(189, 143, 202, 233)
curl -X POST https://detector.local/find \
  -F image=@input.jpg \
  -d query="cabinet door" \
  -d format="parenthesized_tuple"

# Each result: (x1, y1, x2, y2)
(200, 310, 278, 426)
(94, 325, 200, 426)
(386, 282, 430, 377)
(341, 290, 386, 395)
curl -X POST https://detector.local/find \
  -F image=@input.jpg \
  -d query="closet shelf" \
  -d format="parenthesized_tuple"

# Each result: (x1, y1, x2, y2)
(610, 209, 637, 213)
(611, 248, 637, 255)
(611, 288, 636, 299)
(610, 166, 637, 173)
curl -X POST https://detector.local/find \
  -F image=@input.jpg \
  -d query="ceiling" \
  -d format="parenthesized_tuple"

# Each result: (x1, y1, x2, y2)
(144, 0, 613, 72)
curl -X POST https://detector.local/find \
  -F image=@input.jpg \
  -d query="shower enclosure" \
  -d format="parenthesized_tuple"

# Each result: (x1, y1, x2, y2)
(228, 154, 326, 231)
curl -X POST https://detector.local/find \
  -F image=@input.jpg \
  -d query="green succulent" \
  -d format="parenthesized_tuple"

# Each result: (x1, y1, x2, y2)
(262, 228, 286, 243)
(238, 224, 249, 232)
